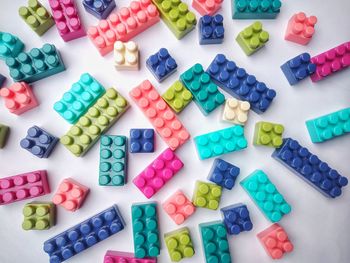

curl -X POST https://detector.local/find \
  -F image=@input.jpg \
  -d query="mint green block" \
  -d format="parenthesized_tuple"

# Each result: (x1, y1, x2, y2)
(0, 32, 24, 60)
(232, 0, 282, 19)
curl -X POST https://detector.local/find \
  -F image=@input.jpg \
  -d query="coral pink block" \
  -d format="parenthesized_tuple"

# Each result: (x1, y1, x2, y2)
(257, 223, 294, 259)
(133, 148, 184, 199)
(162, 190, 196, 225)
(88, 0, 160, 56)
(129, 80, 190, 150)
(285, 12, 317, 45)
(0, 170, 50, 205)
(311, 41, 350, 82)
(52, 178, 89, 212)
(104, 250, 157, 263)
(192, 0, 223, 16)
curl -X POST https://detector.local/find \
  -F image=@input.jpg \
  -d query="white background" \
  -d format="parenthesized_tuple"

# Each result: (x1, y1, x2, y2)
(0, 0, 350, 262)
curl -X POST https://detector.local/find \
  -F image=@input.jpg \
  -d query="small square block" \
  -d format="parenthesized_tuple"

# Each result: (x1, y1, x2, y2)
(281, 53, 316, 85)
(130, 129, 155, 153)
(207, 158, 240, 190)
(162, 81, 193, 113)
(222, 98, 250, 126)
(232, 0, 282, 19)
(146, 48, 177, 82)
(114, 41, 139, 71)
(0, 123, 10, 149)
(253, 121, 284, 148)
(83, 0, 116, 19)
(0, 32, 24, 60)
(192, 181, 222, 210)
(0, 73, 6, 87)
(164, 227, 195, 262)
(220, 203, 253, 235)
(104, 251, 157, 263)
(199, 14, 224, 45)
(192, 0, 222, 16)
(22, 201, 55, 230)
(285, 12, 317, 45)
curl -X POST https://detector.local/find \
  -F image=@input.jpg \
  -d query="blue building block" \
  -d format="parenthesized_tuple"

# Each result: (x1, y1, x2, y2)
(83, 0, 116, 19)
(130, 129, 155, 153)
(221, 203, 253, 235)
(206, 54, 276, 113)
(232, 0, 282, 19)
(207, 158, 240, 190)
(272, 137, 348, 198)
(0, 73, 6, 88)
(146, 48, 177, 82)
(199, 15, 224, 45)
(43, 205, 125, 263)
(280, 53, 316, 85)
(0, 31, 24, 60)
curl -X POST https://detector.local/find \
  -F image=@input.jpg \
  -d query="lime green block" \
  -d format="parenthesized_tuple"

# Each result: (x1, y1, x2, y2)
(253, 121, 284, 148)
(162, 81, 193, 113)
(164, 227, 195, 262)
(0, 123, 10, 149)
(192, 181, 222, 210)
(22, 202, 55, 230)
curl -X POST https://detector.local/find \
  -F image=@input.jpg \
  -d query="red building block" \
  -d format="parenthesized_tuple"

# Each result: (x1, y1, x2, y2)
(192, 0, 223, 16)
(285, 12, 317, 45)
(104, 250, 156, 263)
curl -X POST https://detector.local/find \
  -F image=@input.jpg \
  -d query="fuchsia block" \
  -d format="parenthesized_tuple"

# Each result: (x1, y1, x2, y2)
(0, 170, 50, 205)
(192, 0, 223, 16)
(104, 250, 157, 263)
(285, 12, 317, 45)
(133, 148, 184, 199)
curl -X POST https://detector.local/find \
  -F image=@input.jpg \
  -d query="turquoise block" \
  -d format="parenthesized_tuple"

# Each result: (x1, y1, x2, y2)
(0, 31, 24, 60)
(232, 0, 282, 19)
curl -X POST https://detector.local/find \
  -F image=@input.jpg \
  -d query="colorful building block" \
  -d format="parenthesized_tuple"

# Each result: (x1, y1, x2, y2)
(162, 81, 193, 113)
(257, 223, 294, 259)
(221, 203, 253, 235)
(114, 41, 139, 71)
(133, 148, 184, 198)
(194, 125, 248, 160)
(22, 202, 55, 230)
(207, 54, 276, 113)
(130, 129, 155, 153)
(0, 73, 6, 87)
(0, 170, 50, 205)
(272, 137, 348, 198)
(0, 123, 10, 149)
(104, 251, 157, 263)
(253, 121, 284, 148)
(164, 227, 195, 262)
(130, 80, 190, 150)
(53, 73, 106, 124)
(222, 98, 250, 126)
(240, 170, 291, 222)
(99, 135, 128, 186)
(285, 12, 317, 46)
(199, 14, 224, 45)
(192, 0, 222, 16)
(131, 202, 160, 258)
(60, 88, 129, 157)
(162, 190, 196, 225)
(192, 181, 222, 210)
(208, 158, 240, 190)
(0, 32, 25, 60)
(83, 0, 116, 19)
(146, 48, 177, 82)
(43, 205, 125, 263)
(232, 0, 281, 19)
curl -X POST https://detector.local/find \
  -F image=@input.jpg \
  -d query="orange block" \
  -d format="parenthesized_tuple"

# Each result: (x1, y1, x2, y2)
(285, 12, 317, 45)
(192, 0, 223, 16)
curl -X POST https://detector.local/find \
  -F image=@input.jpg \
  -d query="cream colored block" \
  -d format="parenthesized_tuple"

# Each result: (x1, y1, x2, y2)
(222, 98, 250, 125)
(114, 41, 139, 70)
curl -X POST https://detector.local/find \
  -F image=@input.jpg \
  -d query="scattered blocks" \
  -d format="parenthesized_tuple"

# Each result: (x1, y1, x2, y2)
(232, 0, 282, 19)
(130, 129, 155, 153)
(199, 14, 224, 45)
(114, 41, 139, 71)
(164, 227, 195, 262)
(207, 158, 240, 190)
(0, 73, 6, 87)
(285, 12, 317, 45)
(192, 181, 222, 210)
(83, 0, 116, 19)
(222, 98, 250, 126)
(221, 203, 253, 235)
(146, 48, 177, 82)
(22, 202, 55, 230)
(104, 251, 157, 263)
(192, 0, 223, 16)
(253, 121, 284, 148)
(0, 123, 10, 149)
(0, 32, 24, 60)
(162, 81, 193, 113)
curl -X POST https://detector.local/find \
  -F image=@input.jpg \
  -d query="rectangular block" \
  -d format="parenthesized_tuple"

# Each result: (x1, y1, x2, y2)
(192, 181, 222, 210)
(222, 98, 250, 126)
(162, 81, 192, 113)
(130, 129, 155, 153)
(164, 227, 195, 262)
(193, 0, 222, 16)
(207, 158, 240, 190)
(83, 0, 116, 19)
(285, 12, 317, 46)
(253, 121, 284, 148)
(114, 41, 139, 71)
(22, 201, 55, 230)
(0, 73, 6, 87)
(0, 31, 24, 60)
(221, 203, 253, 235)
(199, 14, 224, 45)
(146, 48, 177, 82)
(104, 251, 157, 263)
(232, 0, 281, 19)
(0, 123, 10, 148)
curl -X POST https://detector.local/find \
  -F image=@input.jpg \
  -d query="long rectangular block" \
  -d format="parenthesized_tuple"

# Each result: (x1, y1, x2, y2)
(232, 0, 281, 19)
(22, 201, 55, 230)
(164, 227, 195, 262)
(0, 123, 10, 148)
(0, 32, 24, 60)
(104, 251, 157, 263)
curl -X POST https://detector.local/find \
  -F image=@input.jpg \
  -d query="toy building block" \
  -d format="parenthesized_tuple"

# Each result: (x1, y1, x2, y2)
(44, 205, 125, 262)
(130, 80, 190, 150)
(285, 12, 317, 46)
(257, 223, 294, 259)
(83, 0, 116, 19)
(208, 158, 240, 190)
(222, 98, 250, 126)
(0, 32, 24, 60)
(104, 251, 157, 263)
(53, 73, 106, 124)
(162, 81, 192, 113)
(207, 54, 276, 113)
(133, 148, 184, 198)
(0, 73, 6, 87)
(114, 41, 139, 71)
(272, 137, 348, 198)
(130, 129, 155, 153)
(240, 170, 291, 222)
(164, 227, 195, 262)
(0, 123, 10, 149)
(61, 88, 129, 157)
(22, 202, 55, 230)
(131, 202, 160, 258)
(253, 121, 284, 148)
(193, 0, 222, 16)
(194, 125, 247, 160)
(221, 203, 253, 235)
(199, 14, 224, 45)
(232, 0, 282, 19)
(146, 48, 177, 82)
(162, 190, 196, 225)
(99, 135, 128, 186)
(192, 181, 222, 210)
(18, 0, 55, 36)
(0, 170, 50, 205)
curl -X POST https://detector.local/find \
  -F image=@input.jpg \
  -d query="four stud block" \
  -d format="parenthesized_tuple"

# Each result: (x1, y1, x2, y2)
(253, 121, 284, 148)
(207, 158, 240, 190)
(162, 81, 193, 113)
(164, 227, 195, 262)
(130, 129, 155, 153)
(22, 201, 55, 230)
(192, 181, 222, 210)
(114, 41, 139, 71)
(285, 12, 317, 45)
(222, 98, 250, 126)
(146, 48, 177, 82)
(221, 203, 253, 235)
(199, 14, 224, 45)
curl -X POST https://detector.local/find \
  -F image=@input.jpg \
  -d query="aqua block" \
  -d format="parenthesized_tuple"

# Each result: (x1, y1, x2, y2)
(232, 0, 282, 19)
(0, 32, 25, 60)
(164, 227, 195, 262)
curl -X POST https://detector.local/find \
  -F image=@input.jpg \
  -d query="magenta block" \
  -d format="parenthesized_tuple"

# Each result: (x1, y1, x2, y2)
(104, 251, 157, 263)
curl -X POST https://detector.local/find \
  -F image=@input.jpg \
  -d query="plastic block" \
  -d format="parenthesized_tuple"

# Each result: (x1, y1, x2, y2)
(232, 0, 281, 19)
(240, 170, 291, 222)
(18, 0, 55, 36)
(130, 80, 190, 150)
(0, 123, 10, 149)
(193, 0, 222, 16)
(99, 135, 128, 186)
(221, 203, 253, 235)
(162, 190, 196, 225)
(199, 14, 224, 45)
(104, 251, 157, 263)
(0, 170, 50, 205)
(43, 205, 125, 263)
(53, 178, 89, 211)
(272, 138, 348, 198)
(162, 81, 193, 113)
(0, 82, 38, 115)
(151, 0, 197, 39)
(53, 73, 106, 124)
(114, 41, 139, 71)
(164, 227, 195, 262)
(222, 98, 250, 126)
(83, 0, 116, 19)
(130, 129, 155, 153)
(133, 148, 184, 198)
(257, 223, 294, 259)
(61, 88, 129, 157)
(194, 125, 248, 160)
(192, 181, 222, 210)
(207, 158, 240, 190)
(146, 48, 177, 82)
(22, 202, 55, 230)
(207, 54, 276, 113)
(0, 73, 6, 87)
(285, 12, 317, 45)
(253, 121, 284, 148)
(131, 202, 160, 258)
(0, 32, 25, 60)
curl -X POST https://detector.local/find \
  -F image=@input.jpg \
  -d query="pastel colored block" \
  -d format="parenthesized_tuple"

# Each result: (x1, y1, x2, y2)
(222, 98, 250, 126)
(0, 170, 50, 205)
(221, 203, 253, 235)
(0, 73, 6, 87)
(253, 121, 284, 148)
(192, 0, 222, 16)
(129, 80, 190, 150)
(272, 138, 348, 198)
(232, 0, 281, 19)
(285, 12, 317, 45)
(207, 158, 240, 190)
(133, 148, 184, 198)
(194, 125, 248, 160)
(199, 14, 224, 45)
(162, 81, 193, 113)
(164, 227, 195, 262)
(60, 88, 129, 157)
(130, 129, 155, 153)
(83, 0, 116, 19)
(44, 205, 125, 263)
(0, 32, 25, 60)
(22, 202, 55, 230)
(192, 181, 222, 210)
(146, 48, 177, 82)
(0, 123, 10, 149)
(240, 170, 291, 222)
(114, 41, 139, 71)
(104, 251, 157, 263)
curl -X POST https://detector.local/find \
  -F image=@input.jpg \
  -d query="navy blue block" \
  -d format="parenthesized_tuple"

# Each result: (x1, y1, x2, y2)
(146, 48, 177, 82)
(83, 0, 116, 19)
(207, 158, 239, 190)
(199, 14, 224, 45)
(0, 73, 6, 88)
(221, 203, 253, 235)
(130, 129, 155, 153)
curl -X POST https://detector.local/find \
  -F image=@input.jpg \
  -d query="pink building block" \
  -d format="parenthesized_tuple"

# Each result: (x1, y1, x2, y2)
(162, 190, 196, 225)
(52, 178, 89, 212)
(104, 250, 157, 263)
(0, 170, 50, 205)
(285, 12, 317, 45)
(88, 0, 160, 56)
(192, 0, 222, 16)
(129, 80, 190, 150)
(0, 82, 38, 115)
(133, 148, 184, 199)
(311, 41, 350, 82)
(257, 223, 294, 259)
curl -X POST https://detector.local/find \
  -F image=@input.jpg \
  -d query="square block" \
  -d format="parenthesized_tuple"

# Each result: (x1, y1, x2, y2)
(146, 48, 177, 82)
(104, 251, 157, 263)
(207, 158, 240, 190)
(232, 0, 281, 19)
(285, 12, 317, 45)
(199, 14, 224, 45)
(0, 123, 10, 148)
(162, 81, 192, 113)
(192, 181, 222, 210)
(164, 227, 195, 262)
(114, 41, 139, 71)
(253, 121, 284, 148)
(83, 0, 116, 19)
(0, 73, 6, 87)
(22, 201, 55, 230)
(192, 0, 222, 16)
(0, 32, 24, 60)
(222, 98, 250, 126)
(220, 203, 253, 235)
(130, 129, 155, 153)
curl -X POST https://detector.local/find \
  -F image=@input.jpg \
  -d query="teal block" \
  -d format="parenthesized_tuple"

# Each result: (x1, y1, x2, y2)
(232, 0, 282, 19)
(0, 32, 24, 60)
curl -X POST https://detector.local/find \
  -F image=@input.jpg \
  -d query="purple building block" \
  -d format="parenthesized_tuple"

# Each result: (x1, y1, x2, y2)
(221, 203, 253, 235)
(146, 48, 177, 82)
(199, 14, 224, 45)
(83, 0, 116, 19)
(130, 129, 155, 153)
(207, 158, 240, 190)
(0, 73, 6, 88)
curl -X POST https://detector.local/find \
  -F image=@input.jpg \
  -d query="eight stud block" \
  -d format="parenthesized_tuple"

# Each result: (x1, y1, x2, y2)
(221, 203, 253, 235)
(199, 14, 224, 45)
(207, 158, 240, 190)
(114, 41, 140, 71)
(0, 32, 25, 60)
(253, 121, 284, 148)
(222, 98, 250, 126)
(0, 123, 10, 149)
(232, 0, 282, 19)
(130, 129, 155, 153)
(22, 201, 55, 230)
(146, 48, 177, 82)
(192, 180, 222, 210)
(162, 81, 193, 113)
(104, 251, 157, 263)
(285, 12, 317, 45)
(164, 227, 195, 262)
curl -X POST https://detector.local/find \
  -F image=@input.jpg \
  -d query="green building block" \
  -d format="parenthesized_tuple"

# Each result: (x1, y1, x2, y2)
(236, 21, 269, 56)
(131, 202, 160, 258)
(164, 227, 195, 262)
(232, 0, 282, 19)
(162, 80, 193, 113)
(180, 63, 225, 116)
(240, 170, 291, 222)
(253, 121, 284, 148)
(22, 202, 55, 230)
(192, 181, 222, 210)
(151, 0, 197, 39)
(0, 123, 10, 149)
(0, 32, 25, 60)
(306, 107, 350, 143)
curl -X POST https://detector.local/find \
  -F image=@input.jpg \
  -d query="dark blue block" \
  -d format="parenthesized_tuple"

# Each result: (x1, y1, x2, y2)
(146, 48, 177, 82)
(83, 0, 116, 19)
(130, 129, 155, 153)
(0, 73, 6, 88)
(207, 158, 239, 190)
(221, 203, 253, 235)
(199, 14, 224, 45)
